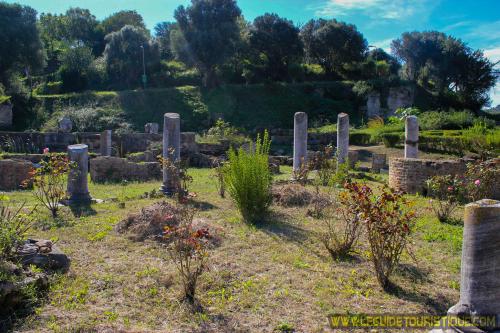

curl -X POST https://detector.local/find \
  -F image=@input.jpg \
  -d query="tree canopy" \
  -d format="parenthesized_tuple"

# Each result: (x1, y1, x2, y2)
(103, 25, 160, 89)
(174, 0, 242, 88)
(101, 10, 147, 35)
(301, 19, 367, 78)
(249, 13, 302, 81)
(392, 31, 498, 110)
(0, 2, 44, 86)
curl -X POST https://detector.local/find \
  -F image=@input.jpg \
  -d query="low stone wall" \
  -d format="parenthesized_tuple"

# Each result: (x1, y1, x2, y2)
(0, 131, 202, 157)
(90, 157, 161, 183)
(389, 158, 467, 194)
(0, 159, 33, 190)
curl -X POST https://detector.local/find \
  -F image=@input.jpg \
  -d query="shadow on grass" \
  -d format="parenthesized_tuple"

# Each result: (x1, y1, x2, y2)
(395, 263, 432, 284)
(254, 210, 310, 245)
(191, 200, 217, 211)
(69, 203, 97, 217)
(385, 281, 452, 314)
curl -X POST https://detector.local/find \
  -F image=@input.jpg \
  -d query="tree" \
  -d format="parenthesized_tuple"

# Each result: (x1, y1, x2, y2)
(0, 2, 44, 86)
(301, 19, 367, 78)
(57, 46, 96, 92)
(174, 0, 242, 88)
(101, 10, 147, 35)
(392, 31, 498, 111)
(249, 13, 303, 81)
(103, 25, 160, 89)
(155, 21, 175, 60)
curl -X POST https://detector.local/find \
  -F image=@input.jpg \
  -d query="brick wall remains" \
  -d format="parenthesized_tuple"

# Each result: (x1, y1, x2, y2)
(389, 158, 467, 194)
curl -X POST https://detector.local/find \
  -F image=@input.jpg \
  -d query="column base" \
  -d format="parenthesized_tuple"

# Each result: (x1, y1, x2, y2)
(160, 185, 176, 197)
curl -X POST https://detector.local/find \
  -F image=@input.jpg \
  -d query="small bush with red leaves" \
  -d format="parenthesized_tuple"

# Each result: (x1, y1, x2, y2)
(344, 182, 416, 290)
(163, 206, 211, 303)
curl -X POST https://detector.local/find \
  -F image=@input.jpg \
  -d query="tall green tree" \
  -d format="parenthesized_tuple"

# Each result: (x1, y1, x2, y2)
(174, 0, 242, 88)
(103, 25, 160, 89)
(101, 10, 147, 35)
(249, 13, 303, 81)
(57, 46, 96, 92)
(154, 21, 175, 60)
(300, 19, 367, 78)
(0, 2, 44, 86)
(392, 31, 498, 111)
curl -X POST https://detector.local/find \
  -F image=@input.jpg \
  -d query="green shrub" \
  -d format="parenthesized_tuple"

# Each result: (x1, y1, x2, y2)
(350, 132, 373, 145)
(419, 110, 475, 130)
(0, 196, 32, 260)
(380, 133, 402, 148)
(34, 81, 63, 95)
(224, 131, 272, 223)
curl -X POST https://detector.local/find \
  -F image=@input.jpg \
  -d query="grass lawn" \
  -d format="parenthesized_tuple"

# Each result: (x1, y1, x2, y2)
(4, 166, 462, 333)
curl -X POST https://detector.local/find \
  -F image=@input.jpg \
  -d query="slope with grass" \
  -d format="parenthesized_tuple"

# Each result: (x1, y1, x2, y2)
(35, 82, 360, 133)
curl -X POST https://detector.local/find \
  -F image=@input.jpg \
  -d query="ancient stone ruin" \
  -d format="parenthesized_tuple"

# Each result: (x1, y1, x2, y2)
(144, 122, 159, 134)
(447, 199, 500, 331)
(293, 112, 307, 172)
(58, 116, 73, 133)
(336, 113, 349, 165)
(100, 130, 112, 157)
(389, 158, 467, 194)
(67, 144, 92, 204)
(161, 113, 181, 195)
(404, 115, 419, 158)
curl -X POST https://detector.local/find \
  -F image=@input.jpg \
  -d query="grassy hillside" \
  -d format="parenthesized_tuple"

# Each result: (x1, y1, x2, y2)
(35, 82, 360, 132)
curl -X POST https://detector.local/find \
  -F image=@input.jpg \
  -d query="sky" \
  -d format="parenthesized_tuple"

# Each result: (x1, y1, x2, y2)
(6, 0, 500, 106)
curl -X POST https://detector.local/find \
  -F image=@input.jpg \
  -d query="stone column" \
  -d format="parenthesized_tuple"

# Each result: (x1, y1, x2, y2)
(161, 113, 181, 195)
(447, 199, 500, 330)
(67, 144, 91, 204)
(100, 130, 112, 157)
(337, 113, 349, 165)
(404, 115, 419, 158)
(293, 112, 308, 172)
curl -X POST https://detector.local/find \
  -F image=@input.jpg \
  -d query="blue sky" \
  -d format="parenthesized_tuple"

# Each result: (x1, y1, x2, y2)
(6, 0, 500, 106)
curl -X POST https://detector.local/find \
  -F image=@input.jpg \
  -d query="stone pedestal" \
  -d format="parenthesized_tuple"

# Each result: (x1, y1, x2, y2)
(405, 115, 419, 158)
(337, 113, 349, 165)
(67, 144, 91, 204)
(100, 130, 112, 156)
(447, 199, 500, 330)
(293, 112, 308, 172)
(161, 113, 181, 195)
(371, 153, 386, 173)
(144, 123, 159, 134)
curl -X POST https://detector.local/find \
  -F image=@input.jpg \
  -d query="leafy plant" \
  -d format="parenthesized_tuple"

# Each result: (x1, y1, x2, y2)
(319, 187, 362, 259)
(163, 205, 211, 303)
(292, 157, 310, 186)
(344, 182, 416, 289)
(158, 148, 194, 203)
(25, 152, 75, 218)
(224, 131, 272, 223)
(395, 107, 421, 120)
(0, 196, 33, 260)
(212, 160, 226, 198)
(311, 145, 336, 186)
(426, 175, 464, 223)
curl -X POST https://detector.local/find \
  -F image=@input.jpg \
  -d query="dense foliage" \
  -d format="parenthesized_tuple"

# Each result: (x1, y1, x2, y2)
(224, 131, 272, 223)
(0, 0, 498, 131)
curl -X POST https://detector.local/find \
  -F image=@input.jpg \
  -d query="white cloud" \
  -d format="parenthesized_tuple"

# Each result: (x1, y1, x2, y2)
(371, 38, 394, 53)
(484, 47, 500, 107)
(484, 47, 500, 63)
(314, 0, 436, 21)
